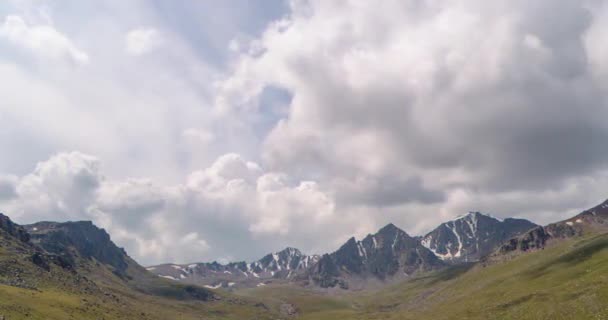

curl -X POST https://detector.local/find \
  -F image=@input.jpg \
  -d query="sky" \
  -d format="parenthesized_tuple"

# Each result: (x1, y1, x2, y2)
(2, 0, 608, 265)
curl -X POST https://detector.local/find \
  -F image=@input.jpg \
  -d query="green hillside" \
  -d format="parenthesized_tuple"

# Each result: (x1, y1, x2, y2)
(237, 232, 608, 319)
(2, 219, 608, 319)
(0, 228, 276, 320)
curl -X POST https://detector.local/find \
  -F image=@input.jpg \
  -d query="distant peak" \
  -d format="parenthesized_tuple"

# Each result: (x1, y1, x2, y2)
(452, 211, 501, 222)
(463, 211, 482, 218)
(377, 223, 407, 236)
(27, 220, 96, 230)
(63, 220, 96, 228)
(380, 222, 398, 230)
(0, 212, 30, 243)
(343, 237, 358, 247)
(277, 247, 302, 255)
(73, 220, 95, 225)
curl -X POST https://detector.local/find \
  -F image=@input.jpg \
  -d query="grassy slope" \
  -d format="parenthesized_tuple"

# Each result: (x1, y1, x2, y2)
(2, 232, 608, 319)
(0, 237, 276, 320)
(0, 283, 277, 320)
(237, 233, 608, 320)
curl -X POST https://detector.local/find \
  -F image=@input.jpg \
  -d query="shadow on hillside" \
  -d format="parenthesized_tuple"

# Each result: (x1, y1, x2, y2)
(494, 292, 549, 311)
(526, 234, 608, 278)
(430, 263, 476, 284)
(126, 266, 217, 301)
(410, 263, 476, 286)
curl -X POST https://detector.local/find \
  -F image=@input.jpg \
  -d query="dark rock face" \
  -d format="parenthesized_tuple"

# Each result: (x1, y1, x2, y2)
(309, 223, 444, 288)
(31, 252, 50, 271)
(545, 223, 580, 239)
(499, 226, 551, 253)
(499, 199, 608, 256)
(497, 222, 579, 255)
(0, 213, 75, 272)
(421, 212, 537, 263)
(25, 221, 129, 275)
(312, 254, 343, 288)
(0, 213, 30, 243)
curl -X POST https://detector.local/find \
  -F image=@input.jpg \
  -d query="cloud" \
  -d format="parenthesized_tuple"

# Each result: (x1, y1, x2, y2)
(4, 152, 102, 222)
(5, 148, 601, 266)
(1, 152, 364, 264)
(252, 178, 335, 235)
(182, 128, 214, 145)
(0, 15, 89, 65)
(333, 175, 445, 207)
(94, 178, 167, 228)
(0, 3, 224, 182)
(125, 27, 163, 56)
(215, 0, 608, 211)
(4, 1, 608, 266)
(0, 175, 18, 201)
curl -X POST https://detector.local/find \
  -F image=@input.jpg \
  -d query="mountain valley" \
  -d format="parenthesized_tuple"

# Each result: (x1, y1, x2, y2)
(149, 212, 538, 290)
(2, 198, 608, 319)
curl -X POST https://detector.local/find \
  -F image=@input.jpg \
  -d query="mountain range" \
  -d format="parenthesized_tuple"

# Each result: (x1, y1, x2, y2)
(147, 199, 608, 292)
(148, 211, 542, 290)
(150, 247, 319, 289)
(2, 198, 608, 319)
(4, 201, 604, 293)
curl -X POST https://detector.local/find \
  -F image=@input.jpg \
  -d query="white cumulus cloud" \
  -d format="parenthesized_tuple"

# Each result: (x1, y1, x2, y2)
(0, 15, 89, 65)
(4, 1, 608, 267)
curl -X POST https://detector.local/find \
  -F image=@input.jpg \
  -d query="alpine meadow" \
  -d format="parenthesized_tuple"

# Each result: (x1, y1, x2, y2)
(2, 1, 608, 319)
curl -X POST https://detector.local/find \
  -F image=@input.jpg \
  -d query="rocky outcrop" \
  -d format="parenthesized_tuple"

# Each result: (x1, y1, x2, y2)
(499, 226, 551, 253)
(0, 213, 30, 243)
(25, 221, 129, 275)
(498, 199, 608, 256)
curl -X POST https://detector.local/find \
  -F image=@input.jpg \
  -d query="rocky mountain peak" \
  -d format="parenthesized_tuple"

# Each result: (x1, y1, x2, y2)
(273, 247, 304, 260)
(0, 212, 30, 243)
(376, 223, 409, 238)
(282, 247, 302, 254)
(309, 223, 443, 288)
(378, 222, 400, 232)
(343, 236, 357, 246)
(422, 212, 537, 263)
(25, 220, 130, 275)
(568, 198, 608, 226)
(255, 246, 317, 273)
(455, 211, 496, 223)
